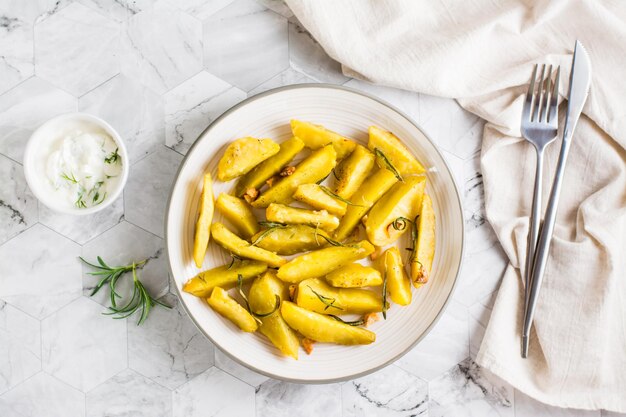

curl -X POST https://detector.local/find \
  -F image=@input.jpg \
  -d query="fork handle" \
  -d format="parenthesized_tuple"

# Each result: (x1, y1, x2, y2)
(524, 148, 544, 297)
(521, 136, 572, 357)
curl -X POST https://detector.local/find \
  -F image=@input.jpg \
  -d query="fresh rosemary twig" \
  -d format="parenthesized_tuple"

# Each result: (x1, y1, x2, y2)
(80, 256, 170, 325)
(227, 253, 244, 270)
(374, 148, 403, 182)
(61, 172, 79, 184)
(104, 147, 120, 164)
(250, 223, 288, 247)
(237, 274, 280, 322)
(391, 216, 412, 231)
(330, 315, 365, 326)
(319, 186, 364, 207)
(307, 285, 343, 311)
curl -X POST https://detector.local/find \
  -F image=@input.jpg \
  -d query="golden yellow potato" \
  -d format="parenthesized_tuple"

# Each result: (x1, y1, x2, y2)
(217, 137, 280, 181)
(183, 260, 268, 298)
(211, 222, 285, 268)
(297, 278, 383, 314)
(325, 263, 382, 288)
(364, 175, 426, 246)
(281, 301, 375, 345)
(266, 203, 339, 232)
(411, 194, 435, 286)
(277, 240, 374, 283)
(368, 126, 425, 175)
(378, 247, 412, 306)
(235, 137, 305, 197)
(215, 193, 259, 239)
(293, 184, 347, 216)
(193, 173, 214, 268)
(249, 271, 299, 359)
(250, 225, 330, 255)
(333, 144, 375, 199)
(333, 169, 398, 241)
(290, 119, 356, 160)
(252, 145, 337, 208)
(207, 287, 258, 332)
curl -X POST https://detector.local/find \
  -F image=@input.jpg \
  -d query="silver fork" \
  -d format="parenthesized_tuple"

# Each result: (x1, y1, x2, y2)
(520, 64, 560, 358)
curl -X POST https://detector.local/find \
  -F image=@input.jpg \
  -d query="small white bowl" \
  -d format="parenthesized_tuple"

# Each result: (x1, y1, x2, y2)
(23, 113, 129, 216)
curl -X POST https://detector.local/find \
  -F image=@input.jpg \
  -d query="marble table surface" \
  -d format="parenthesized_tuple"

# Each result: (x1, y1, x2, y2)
(0, 1, 619, 416)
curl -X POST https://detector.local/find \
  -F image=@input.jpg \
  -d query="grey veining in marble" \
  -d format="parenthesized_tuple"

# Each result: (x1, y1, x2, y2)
(255, 379, 342, 417)
(0, 154, 38, 245)
(0, 4, 34, 95)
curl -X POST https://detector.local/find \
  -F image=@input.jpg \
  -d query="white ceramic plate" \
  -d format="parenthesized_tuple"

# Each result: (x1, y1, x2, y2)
(166, 84, 464, 383)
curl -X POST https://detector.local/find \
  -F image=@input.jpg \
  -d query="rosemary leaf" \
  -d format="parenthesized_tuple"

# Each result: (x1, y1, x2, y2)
(374, 148, 403, 182)
(329, 315, 365, 326)
(307, 285, 343, 311)
(319, 185, 364, 207)
(391, 216, 412, 231)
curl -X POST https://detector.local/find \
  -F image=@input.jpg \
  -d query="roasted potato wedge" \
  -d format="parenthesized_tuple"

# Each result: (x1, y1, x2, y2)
(211, 222, 285, 268)
(297, 278, 383, 314)
(193, 173, 215, 268)
(235, 137, 305, 197)
(266, 203, 339, 232)
(365, 175, 426, 246)
(325, 263, 382, 288)
(411, 194, 435, 286)
(293, 184, 347, 216)
(333, 144, 375, 199)
(378, 247, 412, 306)
(215, 193, 259, 239)
(217, 137, 280, 181)
(290, 119, 355, 160)
(281, 301, 375, 345)
(368, 126, 425, 175)
(252, 145, 337, 208)
(207, 287, 258, 332)
(249, 271, 299, 359)
(183, 260, 268, 298)
(250, 225, 330, 255)
(277, 240, 374, 283)
(333, 169, 398, 241)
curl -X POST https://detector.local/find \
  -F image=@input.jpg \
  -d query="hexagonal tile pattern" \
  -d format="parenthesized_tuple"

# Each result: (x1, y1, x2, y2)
(35, 3, 120, 96)
(343, 364, 428, 417)
(248, 67, 316, 96)
(77, 0, 154, 22)
(81, 221, 168, 306)
(120, 2, 202, 94)
(0, 224, 81, 319)
(256, 379, 342, 417)
(79, 74, 164, 164)
(42, 297, 127, 392)
(204, 0, 289, 91)
(214, 348, 269, 388)
(256, 0, 293, 18)
(0, 154, 38, 245)
(288, 17, 349, 84)
(124, 146, 183, 237)
(164, 71, 245, 154)
(515, 390, 599, 417)
(0, 301, 41, 395)
(128, 294, 214, 390)
(395, 300, 469, 381)
(429, 358, 514, 417)
(0, 77, 76, 164)
(0, 372, 84, 417)
(0, 4, 34, 95)
(173, 367, 255, 417)
(86, 369, 172, 417)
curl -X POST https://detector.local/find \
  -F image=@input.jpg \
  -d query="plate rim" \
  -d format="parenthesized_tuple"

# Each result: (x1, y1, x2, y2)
(165, 83, 466, 384)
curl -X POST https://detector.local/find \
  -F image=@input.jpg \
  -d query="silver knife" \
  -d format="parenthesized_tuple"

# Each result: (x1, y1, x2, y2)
(521, 40, 592, 358)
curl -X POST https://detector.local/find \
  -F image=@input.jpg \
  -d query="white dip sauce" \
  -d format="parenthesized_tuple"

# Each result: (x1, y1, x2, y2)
(45, 129, 122, 209)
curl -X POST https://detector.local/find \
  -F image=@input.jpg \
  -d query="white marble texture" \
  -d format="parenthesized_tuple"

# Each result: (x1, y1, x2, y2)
(173, 367, 255, 417)
(41, 297, 127, 391)
(121, 2, 203, 95)
(127, 294, 214, 390)
(164, 71, 245, 154)
(204, 0, 289, 91)
(34, 3, 120, 96)
(0, 2, 618, 416)
(79, 74, 164, 164)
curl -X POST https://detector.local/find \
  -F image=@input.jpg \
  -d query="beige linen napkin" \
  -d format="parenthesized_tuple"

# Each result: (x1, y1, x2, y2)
(285, 0, 626, 411)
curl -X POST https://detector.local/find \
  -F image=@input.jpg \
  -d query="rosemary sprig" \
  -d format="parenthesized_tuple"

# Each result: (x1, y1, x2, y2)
(408, 214, 420, 261)
(227, 254, 244, 270)
(250, 223, 288, 247)
(391, 216, 412, 231)
(382, 269, 388, 320)
(319, 185, 364, 207)
(374, 148, 403, 182)
(80, 256, 170, 324)
(61, 172, 79, 184)
(307, 285, 343, 311)
(330, 315, 365, 326)
(104, 147, 120, 164)
(237, 274, 280, 322)
(258, 221, 287, 228)
(75, 186, 87, 209)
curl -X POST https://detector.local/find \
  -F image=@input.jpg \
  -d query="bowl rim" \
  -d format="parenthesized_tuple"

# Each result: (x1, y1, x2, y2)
(165, 83, 465, 383)
(23, 112, 129, 216)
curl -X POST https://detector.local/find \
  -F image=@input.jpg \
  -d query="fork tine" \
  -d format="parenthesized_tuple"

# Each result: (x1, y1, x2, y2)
(548, 66, 560, 124)
(540, 65, 552, 122)
(523, 64, 538, 122)
(532, 64, 546, 122)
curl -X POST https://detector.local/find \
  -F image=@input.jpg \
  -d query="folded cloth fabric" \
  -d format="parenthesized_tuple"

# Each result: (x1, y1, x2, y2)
(284, 0, 626, 411)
